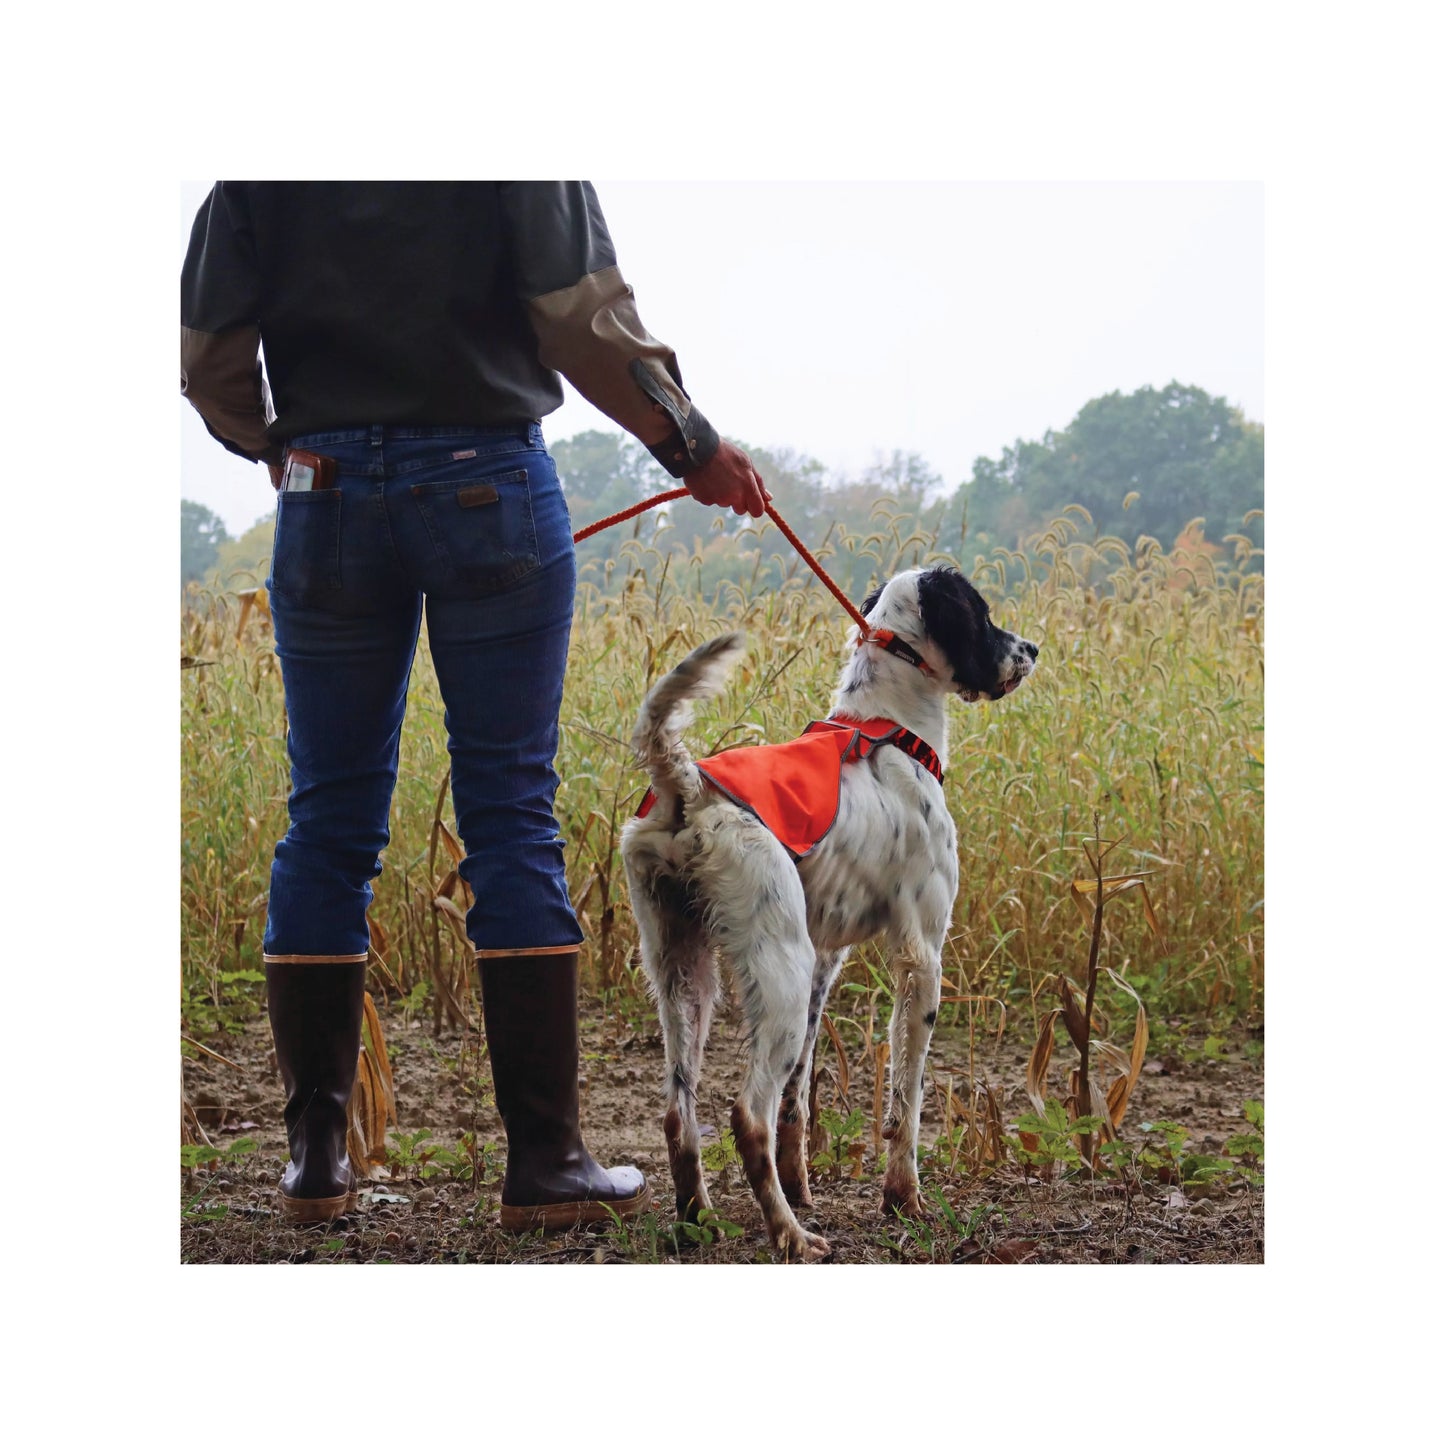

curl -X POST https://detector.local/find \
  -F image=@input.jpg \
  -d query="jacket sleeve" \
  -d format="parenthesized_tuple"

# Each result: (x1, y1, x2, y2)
(500, 181, 720, 477)
(179, 183, 282, 464)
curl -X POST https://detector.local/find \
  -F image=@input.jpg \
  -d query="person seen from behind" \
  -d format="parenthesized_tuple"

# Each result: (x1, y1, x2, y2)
(180, 180, 769, 1230)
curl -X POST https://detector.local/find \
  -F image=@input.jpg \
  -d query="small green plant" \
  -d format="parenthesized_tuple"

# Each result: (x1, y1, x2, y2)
(182, 970, 268, 1036)
(1010, 1098, 1108, 1176)
(1130, 1118, 1239, 1188)
(811, 1106, 867, 1179)
(701, 1128, 740, 1174)
(599, 1206, 666, 1262)
(598, 1203, 744, 1261)
(671, 1208, 745, 1250)
(1177, 1033, 1231, 1062)
(386, 1127, 495, 1183)
(398, 979, 431, 1024)
(1224, 1099, 1264, 1184)
(1135, 1117, 1190, 1177)
(181, 1135, 258, 1172)
(437, 1132, 502, 1186)
(964, 1200, 1009, 1237)
(386, 1127, 439, 1177)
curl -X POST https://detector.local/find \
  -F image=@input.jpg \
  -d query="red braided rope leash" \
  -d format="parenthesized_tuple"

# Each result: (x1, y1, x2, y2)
(572, 487, 689, 543)
(572, 488, 870, 632)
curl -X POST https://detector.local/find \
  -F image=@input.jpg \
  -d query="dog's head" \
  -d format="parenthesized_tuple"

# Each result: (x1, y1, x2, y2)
(861, 566, 1039, 701)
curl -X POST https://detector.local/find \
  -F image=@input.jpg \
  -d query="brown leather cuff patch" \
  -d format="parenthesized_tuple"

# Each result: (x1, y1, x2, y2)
(457, 483, 500, 508)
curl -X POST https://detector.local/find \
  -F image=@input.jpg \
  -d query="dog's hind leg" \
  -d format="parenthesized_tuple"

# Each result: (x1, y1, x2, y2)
(880, 942, 943, 1218)
(624, 847, 719, 1223)
(731, 1018, 830, 1261)
(657, 929, 719, 1223)
(776, 948, 846, 1210)
(696, 832, 829, 1260)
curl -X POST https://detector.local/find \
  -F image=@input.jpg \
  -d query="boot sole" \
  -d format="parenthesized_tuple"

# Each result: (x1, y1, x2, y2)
(280, 1189, 359, 1224)
(499, 1182, 651, 1234)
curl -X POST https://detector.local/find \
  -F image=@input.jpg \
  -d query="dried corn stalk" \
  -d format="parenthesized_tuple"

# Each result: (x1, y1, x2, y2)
(234, 587, 271, 641)
(940, 1071, 1007, 1175)
(347, 992, 397, 1180)
(1020, 975, 1149, 1162)
(820, 1014, 851, 1101)
(1069, 874, 1165, 942)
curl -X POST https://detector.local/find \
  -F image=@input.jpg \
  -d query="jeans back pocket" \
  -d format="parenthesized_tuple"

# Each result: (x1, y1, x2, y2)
(268, 489, 343, 602)
(409, 468, 540, 597)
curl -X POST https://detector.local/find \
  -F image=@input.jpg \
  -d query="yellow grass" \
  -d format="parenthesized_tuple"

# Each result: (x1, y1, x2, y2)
(180, 507, 1263, 1037)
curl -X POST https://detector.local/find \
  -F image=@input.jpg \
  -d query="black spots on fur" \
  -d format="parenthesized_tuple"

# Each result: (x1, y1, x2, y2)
(861, 582, 885, 619)
(920, 796, 933, 820)
(913, 880, 928, 903)
(858, 899, 888, 937)
(654, 873, 702, 923)
(923, 1010, 937, 1028)
(892, 880, 903, 899)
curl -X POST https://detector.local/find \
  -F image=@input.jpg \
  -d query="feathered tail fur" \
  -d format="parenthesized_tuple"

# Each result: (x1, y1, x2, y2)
(630, 632, 746, 814)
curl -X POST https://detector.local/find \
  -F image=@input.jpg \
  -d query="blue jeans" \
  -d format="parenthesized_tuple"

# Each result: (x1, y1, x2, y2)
(262, 423, 584, 959)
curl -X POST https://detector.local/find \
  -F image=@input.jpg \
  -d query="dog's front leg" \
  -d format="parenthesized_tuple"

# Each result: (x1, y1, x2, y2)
(880, 948, 942, 1218)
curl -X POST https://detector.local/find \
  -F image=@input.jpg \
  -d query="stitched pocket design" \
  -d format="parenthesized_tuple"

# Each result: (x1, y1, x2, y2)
(409, 468, 539, 596)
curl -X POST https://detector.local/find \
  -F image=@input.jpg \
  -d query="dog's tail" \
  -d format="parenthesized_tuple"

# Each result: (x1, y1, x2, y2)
(630, 632, 746, 814)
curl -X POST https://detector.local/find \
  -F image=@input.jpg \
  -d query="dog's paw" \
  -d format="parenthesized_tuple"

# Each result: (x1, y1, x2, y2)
(776, 1224, 832, 1262)
(882, 1182, 927, 1220)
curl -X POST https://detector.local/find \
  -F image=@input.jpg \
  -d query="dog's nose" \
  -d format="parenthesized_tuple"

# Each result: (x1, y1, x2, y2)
(1022, 641, 1039, 660)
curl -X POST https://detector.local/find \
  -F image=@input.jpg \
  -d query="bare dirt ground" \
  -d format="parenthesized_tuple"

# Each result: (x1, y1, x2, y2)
(181, 992, 1263, 1265)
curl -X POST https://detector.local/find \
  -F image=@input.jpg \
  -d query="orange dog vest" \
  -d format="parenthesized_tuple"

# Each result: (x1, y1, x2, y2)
(636, 717, 943, 860)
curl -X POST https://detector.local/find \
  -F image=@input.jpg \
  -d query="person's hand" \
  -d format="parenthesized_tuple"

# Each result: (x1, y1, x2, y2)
(684, 440, 771, 518)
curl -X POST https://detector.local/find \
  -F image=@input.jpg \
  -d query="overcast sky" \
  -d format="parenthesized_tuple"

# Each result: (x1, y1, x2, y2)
(180, 179, 1262, 538)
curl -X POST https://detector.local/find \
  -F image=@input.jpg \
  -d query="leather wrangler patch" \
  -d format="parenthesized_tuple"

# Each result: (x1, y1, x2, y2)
(457, 483, 500, 508)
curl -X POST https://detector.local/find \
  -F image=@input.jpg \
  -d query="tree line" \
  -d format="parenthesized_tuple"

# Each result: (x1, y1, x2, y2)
(182, 381, 1263, 597)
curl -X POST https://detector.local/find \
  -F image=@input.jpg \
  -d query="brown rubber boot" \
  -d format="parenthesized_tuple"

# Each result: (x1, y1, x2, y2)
(264, 955, 366, 1223)
(478, 950, 649, 1232)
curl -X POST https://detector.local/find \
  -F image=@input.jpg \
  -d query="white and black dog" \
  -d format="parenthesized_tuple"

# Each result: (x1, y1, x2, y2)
(621, 566, 1038, 1259)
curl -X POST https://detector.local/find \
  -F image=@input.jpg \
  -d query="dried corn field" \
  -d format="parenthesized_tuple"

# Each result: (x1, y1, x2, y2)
(181, 507, 1264, 1263)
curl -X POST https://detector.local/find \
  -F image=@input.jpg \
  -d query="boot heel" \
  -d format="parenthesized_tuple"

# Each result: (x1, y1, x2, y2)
(280, 1188, 359, 1224)
(499, 1182, 651, 1234)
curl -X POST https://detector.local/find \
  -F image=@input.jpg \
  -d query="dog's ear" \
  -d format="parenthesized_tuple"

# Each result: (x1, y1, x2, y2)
(916, 566, 995, 691)
(860, 581, 885, 619)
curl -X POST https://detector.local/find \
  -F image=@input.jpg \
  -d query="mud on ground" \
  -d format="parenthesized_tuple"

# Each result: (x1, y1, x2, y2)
(181, 993, 1263, 1265)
